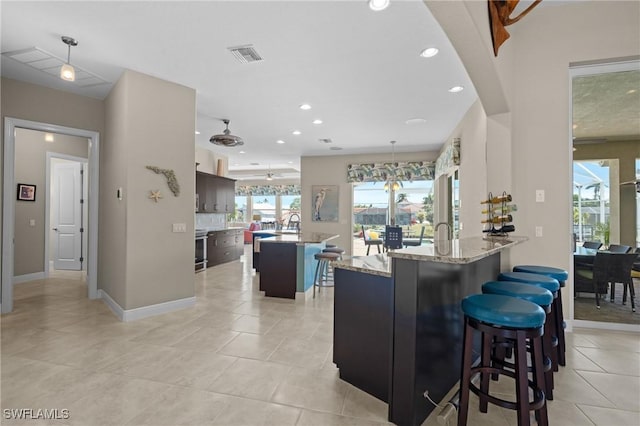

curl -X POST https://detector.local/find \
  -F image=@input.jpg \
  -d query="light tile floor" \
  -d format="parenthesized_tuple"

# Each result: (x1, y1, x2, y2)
(1, 248, 639, 425)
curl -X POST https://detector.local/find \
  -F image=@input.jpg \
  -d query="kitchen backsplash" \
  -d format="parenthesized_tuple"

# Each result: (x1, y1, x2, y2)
(196, 213, 226, 229)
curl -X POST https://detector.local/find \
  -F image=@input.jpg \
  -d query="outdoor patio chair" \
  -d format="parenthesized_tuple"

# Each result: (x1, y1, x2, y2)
(403, 226, 425, 247)
(362, 226, 383, 255)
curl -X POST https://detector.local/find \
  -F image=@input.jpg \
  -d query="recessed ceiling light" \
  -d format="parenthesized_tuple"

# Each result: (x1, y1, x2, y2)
(276, 140, 285, 144)
(419, 47, 439, 58)
(299, 104, 312, 110)
(292, 130, 301, 135)
(239, 150, 246, 154)
(448, 86, 464, 93)
(627, 89, 637, 94)
(405, 118, 427, 125)
(287, 161, 294, 164)
(330, 146, 343, 151)
(313, 119, 323, 125)
(195, 131, 200, 135)
(369, 0, 390, 11)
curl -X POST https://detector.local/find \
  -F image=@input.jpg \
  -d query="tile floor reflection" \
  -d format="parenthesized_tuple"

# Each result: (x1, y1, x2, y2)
(2, 248, 639, 425)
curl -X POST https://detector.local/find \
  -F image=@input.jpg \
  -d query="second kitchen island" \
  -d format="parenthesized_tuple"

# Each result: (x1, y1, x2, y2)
(258, 231, 339, 299)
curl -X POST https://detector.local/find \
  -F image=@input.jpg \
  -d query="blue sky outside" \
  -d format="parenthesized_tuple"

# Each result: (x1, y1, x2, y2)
(573, 160, 612, 200)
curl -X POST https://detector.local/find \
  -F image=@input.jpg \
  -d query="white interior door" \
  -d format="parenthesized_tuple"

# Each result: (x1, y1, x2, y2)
(53, 161, 82, 270)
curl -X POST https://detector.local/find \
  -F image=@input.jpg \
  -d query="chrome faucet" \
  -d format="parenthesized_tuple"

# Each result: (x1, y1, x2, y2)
(435, 222, 453, 240)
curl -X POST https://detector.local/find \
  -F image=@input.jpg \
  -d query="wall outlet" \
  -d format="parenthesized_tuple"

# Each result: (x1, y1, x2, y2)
(535, 189, 545, 203)
(29, 219, 35, 227)
(535, 226, 543, 237)
(172, 223, 187, 233)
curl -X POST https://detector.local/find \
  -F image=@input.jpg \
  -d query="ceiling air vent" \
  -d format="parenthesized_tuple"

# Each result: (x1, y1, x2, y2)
(319, 138, 333, 144)
(227, 45, 263, 64)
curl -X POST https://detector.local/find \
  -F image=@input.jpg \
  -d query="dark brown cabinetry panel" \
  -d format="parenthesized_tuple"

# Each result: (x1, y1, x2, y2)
(196, 171, 236, 213)
(207, 229, 243, 267)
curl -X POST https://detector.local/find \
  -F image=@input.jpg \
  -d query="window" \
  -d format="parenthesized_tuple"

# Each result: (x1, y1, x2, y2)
(573, 160, 611, 244)
(352, 180, 434, 255)
(230, 195, 247, 222)
(252, 196, 276, 224)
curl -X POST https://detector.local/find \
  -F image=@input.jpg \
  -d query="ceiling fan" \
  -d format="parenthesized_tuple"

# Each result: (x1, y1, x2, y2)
(210, 119, 244, 147)
(620, 179, 640, 193)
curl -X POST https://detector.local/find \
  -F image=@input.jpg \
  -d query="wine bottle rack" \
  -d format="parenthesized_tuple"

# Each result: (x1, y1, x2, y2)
(481, 191, 515, 238)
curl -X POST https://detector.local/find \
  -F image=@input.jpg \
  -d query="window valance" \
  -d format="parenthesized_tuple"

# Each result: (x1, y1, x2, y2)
(236, 184, 301, 196)
(347, 161, 435, 183)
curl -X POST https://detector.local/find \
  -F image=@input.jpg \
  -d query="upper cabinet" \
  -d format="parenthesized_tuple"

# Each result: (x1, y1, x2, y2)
(196, 171, 236, 213)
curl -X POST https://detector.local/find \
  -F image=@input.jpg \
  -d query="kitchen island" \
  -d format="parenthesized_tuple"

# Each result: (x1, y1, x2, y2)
(258, 231, 339, 299)
(333, 236, 527, 426)
(333, 254, 392, 402)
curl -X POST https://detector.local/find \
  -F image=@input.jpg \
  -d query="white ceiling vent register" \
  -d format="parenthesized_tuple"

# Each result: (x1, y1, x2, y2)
(2, 47, 110, 87)
(227, 45, 263, 64)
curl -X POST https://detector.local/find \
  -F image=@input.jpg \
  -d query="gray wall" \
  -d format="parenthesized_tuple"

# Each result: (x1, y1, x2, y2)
(1, 77, 104, 292)
(102, 70, 196, 310)
(14, 129, 88, 276)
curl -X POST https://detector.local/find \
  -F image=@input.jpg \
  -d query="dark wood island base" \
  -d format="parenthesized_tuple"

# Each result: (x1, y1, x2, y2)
(333, 236, 528, 426)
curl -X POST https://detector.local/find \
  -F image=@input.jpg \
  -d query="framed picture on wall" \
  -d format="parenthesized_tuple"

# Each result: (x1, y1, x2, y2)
(312, 185, 338, 222)
(17, 183, 36, 201)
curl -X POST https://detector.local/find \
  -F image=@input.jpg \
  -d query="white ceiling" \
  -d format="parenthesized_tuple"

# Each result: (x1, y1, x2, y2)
(1, 1, 478, 180)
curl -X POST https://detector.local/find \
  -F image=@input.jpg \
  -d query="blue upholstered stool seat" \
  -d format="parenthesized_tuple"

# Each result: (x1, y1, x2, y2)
(513, 265, 568, 287)
(482, 281, 553, 307)
(498, 272, 560, 293)
(461, 294, 545, 329)
(458, 294, 549, 425)
(500, 271, 565, 372)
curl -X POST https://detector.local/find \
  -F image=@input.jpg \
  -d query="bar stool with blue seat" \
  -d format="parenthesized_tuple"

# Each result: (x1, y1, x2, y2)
(498, 272, 561, 372)
(482, 281, 555, 400)
(458, 294, 548, 426)
(512, 265, 568, 367)
(322, 246, 345, 282)
(313, 251, 340, 298)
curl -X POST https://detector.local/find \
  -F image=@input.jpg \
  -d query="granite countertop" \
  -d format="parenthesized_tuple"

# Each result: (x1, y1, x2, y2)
(387, 235, 528, 264)
(334, 254, 392, 278)
(258, 231, 339, 245)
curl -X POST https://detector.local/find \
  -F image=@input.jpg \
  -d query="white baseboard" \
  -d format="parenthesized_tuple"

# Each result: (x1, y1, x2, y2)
(295, 286, 315, 302)
(13, 272, 46, 284)
(98, 289, 196, 322)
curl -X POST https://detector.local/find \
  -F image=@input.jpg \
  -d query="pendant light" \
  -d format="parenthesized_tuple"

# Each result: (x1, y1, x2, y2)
(60, 36, 78, 82)
(384, 140, 401, 192)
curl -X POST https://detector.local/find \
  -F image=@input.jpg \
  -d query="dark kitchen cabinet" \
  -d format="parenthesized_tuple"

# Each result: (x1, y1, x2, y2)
(196, 171, 236, 213)
(207, 229, 243, 267)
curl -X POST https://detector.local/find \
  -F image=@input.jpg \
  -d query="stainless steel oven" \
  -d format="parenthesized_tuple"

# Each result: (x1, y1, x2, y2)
(195, 229, 208, 272)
